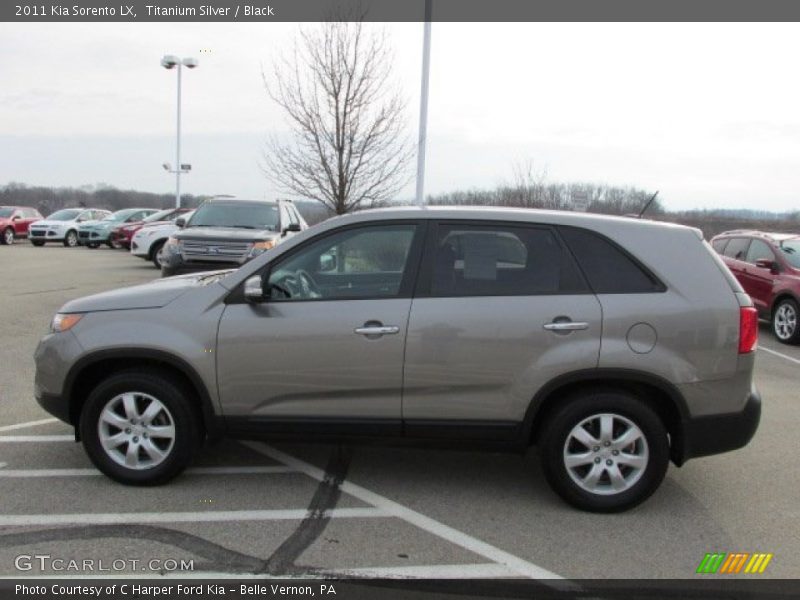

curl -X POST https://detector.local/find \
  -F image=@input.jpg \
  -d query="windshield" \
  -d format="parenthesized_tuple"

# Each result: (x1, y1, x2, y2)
(0, 208, 14, 218)
(103, 209, 138, 222)
(47, 209, 82, 221)
(780, 239, 800, 268)
(143, 209, 173, 223)
(188, 202, 280, 230)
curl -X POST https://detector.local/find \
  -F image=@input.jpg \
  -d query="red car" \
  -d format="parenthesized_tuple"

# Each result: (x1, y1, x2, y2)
(0, 206, 44, 245)
(109, 207, 191, 249)
(711, 230, 800, 344)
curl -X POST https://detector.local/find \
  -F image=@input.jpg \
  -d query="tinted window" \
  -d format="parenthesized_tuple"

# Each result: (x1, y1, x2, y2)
(722, 237, 750, 261)
(559, 227, 664, 294)
(267, 225, 417, 301)
(711, 238, 729, 254)
(0, 208, 14, 218)
(430, 224, 587, 297)
(745, 239, 775, 264)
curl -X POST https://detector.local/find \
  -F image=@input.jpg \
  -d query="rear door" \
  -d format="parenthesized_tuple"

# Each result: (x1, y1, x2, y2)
(402, 221, 602, 438)
(217, 221, 424, 431)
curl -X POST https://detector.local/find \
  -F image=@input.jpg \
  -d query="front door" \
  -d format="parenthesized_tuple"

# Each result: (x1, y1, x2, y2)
(402, 221, 602, 437)
(216, 221, 424, 434)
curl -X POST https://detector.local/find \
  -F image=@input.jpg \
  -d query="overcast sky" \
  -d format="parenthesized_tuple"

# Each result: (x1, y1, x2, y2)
(1, 22, 800, 212)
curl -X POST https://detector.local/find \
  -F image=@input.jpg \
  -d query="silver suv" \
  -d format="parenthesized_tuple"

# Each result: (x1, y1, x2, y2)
(34, 207, 761, 512)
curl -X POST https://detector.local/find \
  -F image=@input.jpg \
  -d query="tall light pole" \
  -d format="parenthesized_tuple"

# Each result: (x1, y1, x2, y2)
(161, 55, 198, 208)
(415, 0, 432, 206)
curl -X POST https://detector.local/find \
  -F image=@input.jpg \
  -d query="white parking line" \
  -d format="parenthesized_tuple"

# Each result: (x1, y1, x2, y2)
(0, 435, 73, 442)
(0, 507, 388, 527)
(0, 418, 58, 433)
(250, 444, 566, 581)
(760, 345, 800, 365)
(0, 465, 295, 478)
(329, 563, 519, 579)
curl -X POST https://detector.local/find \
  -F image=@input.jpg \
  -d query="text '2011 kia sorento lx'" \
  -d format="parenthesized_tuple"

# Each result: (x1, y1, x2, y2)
(34, 207, 761, 512)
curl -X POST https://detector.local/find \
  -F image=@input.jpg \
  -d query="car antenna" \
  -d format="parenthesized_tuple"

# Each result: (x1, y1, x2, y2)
(638, 190, 659, 218)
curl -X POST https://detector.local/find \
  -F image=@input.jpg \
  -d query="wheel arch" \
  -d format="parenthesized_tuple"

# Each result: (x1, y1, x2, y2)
(771, 291, 800, 316)
(64, 348, 223, 441)
(524, 369, 690, 465)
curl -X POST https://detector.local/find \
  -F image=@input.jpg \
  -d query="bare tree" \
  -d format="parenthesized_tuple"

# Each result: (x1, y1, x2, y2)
(262, 21, 412, 215)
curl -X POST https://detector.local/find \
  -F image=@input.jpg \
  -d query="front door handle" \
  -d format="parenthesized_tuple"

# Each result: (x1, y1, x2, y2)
(543, 321, 589, 332)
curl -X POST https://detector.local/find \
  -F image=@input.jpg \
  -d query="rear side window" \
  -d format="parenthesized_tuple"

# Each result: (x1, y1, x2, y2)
(558, 227, 664, 294)
(722, 237, 750, 261)
(429, 224, 588, 297)
(711, 238, 729, 254)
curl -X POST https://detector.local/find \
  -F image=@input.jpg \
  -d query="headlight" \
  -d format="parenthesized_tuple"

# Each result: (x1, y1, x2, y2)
(248, 240, 276, 257)
(51, 313, 83, 333)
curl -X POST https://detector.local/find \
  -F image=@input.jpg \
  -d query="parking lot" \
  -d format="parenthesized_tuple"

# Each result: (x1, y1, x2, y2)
(1, 242, 799, 580)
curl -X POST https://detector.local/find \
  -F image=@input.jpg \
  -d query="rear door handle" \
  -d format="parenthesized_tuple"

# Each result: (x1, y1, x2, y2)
(543, 321, 589, 332)
(355, 324, 400, 336)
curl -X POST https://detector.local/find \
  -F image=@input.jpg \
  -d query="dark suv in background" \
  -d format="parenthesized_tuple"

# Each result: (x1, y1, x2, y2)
(711, 230, 800, 344)
(160, 198, 308, 276)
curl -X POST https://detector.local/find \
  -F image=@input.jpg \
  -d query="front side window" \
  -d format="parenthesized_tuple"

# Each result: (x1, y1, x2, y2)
(430, 224, 587, 297)
(745, 239, 775, 264)
(266, 224, 417, 301)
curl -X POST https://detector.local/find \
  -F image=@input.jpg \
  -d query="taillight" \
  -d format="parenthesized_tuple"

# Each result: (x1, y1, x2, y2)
(739, 306, 758, 354)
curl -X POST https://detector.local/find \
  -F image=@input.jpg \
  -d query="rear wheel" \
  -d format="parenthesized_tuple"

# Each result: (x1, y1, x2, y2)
(773, 298, 800, 345)
(539, 390, 669, 512)
(79, 369, 202, 485)
(2, 228, 13, 245)
(63, 230, 78, 247)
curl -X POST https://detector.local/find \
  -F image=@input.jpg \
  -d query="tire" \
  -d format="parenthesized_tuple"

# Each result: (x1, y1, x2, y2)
(2, 227, 14, 245)
(161, 264, 179, 277)
(79, 369, 202, 485)
(30, 240, 45, 247)
(539, 390, 669, 513)
(772, 298, 800, 345)
(63, 230, 78, 247)
(150, 240, 167, 269)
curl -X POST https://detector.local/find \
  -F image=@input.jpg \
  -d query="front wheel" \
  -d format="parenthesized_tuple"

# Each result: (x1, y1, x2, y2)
(773, 298, 800, 345)
(539, 391, 669, 512)
(79, 369, 202, 485)
(63, 230, 78, 247)
(150, 240, 167, 269)
(2, 228, 13, 245)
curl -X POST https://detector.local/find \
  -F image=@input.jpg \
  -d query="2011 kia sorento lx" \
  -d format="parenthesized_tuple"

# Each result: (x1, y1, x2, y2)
(34, 207, 761, 512)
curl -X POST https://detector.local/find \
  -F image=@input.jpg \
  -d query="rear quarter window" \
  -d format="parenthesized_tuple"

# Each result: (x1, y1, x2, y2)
(711, 238, 729, 254)
(558, 226, 665, 294)
(722, 237, 750, 261)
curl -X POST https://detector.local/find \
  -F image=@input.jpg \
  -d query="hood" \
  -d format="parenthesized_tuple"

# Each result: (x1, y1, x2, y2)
(31, 219, 69, 228)
(79, 220, 114, 230)
(59, 270, 234, 313)
(0, 217, 11, 226)
(175, 226, 279, 243)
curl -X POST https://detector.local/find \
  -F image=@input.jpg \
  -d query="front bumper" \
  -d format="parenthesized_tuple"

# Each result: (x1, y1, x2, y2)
(680, 387, 761, 462)
(78, 229, 111, 244)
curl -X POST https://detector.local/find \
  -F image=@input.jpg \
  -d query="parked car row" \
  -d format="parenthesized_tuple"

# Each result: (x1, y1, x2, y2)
(0, 206, 44, 244)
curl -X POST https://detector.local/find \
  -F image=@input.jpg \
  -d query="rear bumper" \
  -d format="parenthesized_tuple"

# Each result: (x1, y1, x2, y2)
(680, 386, 761, 462)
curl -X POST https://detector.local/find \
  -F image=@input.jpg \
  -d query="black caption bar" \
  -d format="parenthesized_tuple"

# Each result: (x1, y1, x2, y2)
(5, 0, 800, 22)
(2, 579, 800, 600)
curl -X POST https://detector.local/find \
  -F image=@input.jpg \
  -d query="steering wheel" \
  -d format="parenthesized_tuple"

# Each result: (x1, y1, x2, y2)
(295, 269, 321, 298)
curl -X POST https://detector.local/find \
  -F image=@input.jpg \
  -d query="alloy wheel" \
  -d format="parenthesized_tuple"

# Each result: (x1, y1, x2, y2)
(774, 303, 797, 341)
(563, 413, 649, 496)
(97, 392, 176, 470)
(3, 228, 13, 245)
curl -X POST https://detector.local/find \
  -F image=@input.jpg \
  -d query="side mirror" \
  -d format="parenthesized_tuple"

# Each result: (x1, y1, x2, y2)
(12, 215, 21, 221)
(284, 222, 302, 234)
(244, 275, 265, 302)
(755, 258, 779, 273)
(175, 217, 186, 228)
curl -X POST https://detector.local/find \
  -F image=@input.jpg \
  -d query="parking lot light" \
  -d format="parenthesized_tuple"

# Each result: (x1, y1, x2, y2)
(161, 55, 198, 209)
